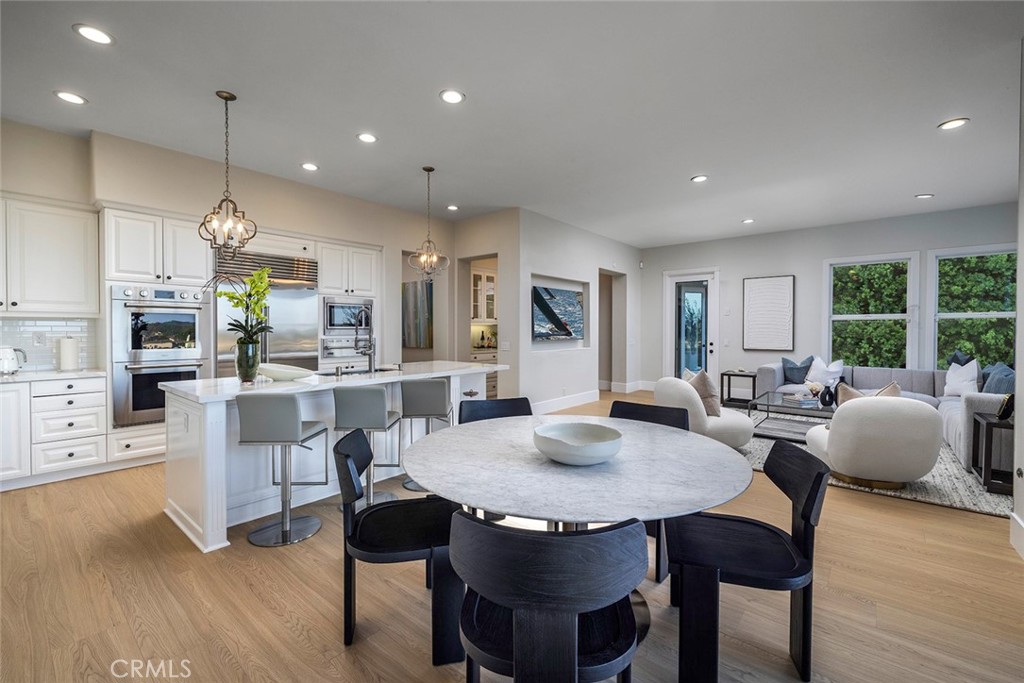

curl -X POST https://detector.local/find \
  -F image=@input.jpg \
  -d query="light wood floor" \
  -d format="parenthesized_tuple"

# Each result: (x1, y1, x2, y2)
(2, 391, 1022, 682)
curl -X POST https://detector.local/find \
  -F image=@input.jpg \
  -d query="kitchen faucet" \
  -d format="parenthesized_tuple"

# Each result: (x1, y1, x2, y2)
(354, 305, 375, 373)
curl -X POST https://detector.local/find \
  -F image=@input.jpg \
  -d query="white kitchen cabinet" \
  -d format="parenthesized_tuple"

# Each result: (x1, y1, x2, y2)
(0, 383, 31, 481)
(246, 231, 315, 259)
(108, 424, 165, 462)
(471, 269, 497, 322)
(29, 379, 107, 474)
(3, 201, 99, 315)
(317, 243, 380, 297)
(104, 209, 212, 286)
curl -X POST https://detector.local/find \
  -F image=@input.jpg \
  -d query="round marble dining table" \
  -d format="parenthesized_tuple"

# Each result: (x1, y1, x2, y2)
(402, 414, 753, 524)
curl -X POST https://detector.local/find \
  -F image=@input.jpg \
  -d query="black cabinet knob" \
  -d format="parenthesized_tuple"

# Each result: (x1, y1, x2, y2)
(67, 400, 74, 405)
(67, 422, 75, 427)
(156, 274, 161, 279)
(124, 444, 131, 449)
(67, 384, 74, 389)
(67, 452, 75, 458)
(166, 275, 172, 280)
(10, 301, 17, 306)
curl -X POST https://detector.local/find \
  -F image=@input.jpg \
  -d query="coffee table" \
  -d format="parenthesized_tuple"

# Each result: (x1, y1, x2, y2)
(748, 391, 834, 442)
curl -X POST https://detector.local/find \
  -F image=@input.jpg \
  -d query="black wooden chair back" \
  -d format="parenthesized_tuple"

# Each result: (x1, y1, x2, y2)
(449, 511, 647, 682)
(763, 440, 831, 556)
(458, 396, 533, 424)
(609, 400, 689, 430)
(333, 429, 373, 521)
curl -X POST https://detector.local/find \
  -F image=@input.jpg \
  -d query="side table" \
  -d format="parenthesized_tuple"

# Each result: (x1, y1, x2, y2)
(971, 412, 1013, 495)
(720, 370, 757, 409)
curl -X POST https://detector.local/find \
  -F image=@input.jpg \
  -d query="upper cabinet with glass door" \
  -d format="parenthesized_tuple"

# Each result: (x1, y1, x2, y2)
(471, 269, 497, 322)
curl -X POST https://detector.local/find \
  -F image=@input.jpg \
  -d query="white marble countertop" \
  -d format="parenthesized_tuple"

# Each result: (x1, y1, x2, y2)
(403, 414, 753, 524)
(0, 368, 106, 384)
(159, 360, 508, 404)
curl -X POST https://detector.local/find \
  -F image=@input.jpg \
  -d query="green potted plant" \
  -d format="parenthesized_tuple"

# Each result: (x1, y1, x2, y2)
(217, 267, 273, 384)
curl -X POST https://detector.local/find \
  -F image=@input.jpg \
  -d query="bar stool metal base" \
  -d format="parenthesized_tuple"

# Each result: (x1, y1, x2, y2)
(247, 515, 322, 547)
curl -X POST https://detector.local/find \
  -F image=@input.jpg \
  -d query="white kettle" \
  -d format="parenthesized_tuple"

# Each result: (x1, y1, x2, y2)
(0, 346, 27, 375)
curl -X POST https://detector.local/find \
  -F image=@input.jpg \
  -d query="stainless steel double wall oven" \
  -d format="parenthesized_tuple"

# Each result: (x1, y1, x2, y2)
(111, 283, 213, 427)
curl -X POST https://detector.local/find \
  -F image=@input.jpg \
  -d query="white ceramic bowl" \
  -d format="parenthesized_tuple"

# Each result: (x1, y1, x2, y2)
(257, 363, 314, 381)
(533, 422, 623, 466)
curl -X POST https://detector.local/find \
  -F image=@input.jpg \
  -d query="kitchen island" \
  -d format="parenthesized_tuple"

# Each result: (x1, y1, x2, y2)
(159, 361, 505, 552)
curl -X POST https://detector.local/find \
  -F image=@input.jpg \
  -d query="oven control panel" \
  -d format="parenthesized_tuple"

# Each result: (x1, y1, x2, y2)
(115, 285, 208, 303)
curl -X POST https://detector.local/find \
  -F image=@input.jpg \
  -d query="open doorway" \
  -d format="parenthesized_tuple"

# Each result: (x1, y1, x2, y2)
(598, 269, 628, 393)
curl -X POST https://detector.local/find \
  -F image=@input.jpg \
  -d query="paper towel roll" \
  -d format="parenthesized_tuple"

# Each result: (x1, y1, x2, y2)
(59, 337, 81, 371)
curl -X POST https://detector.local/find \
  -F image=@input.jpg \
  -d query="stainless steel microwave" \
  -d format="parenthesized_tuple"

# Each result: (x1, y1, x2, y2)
(323, 298, 373, 335)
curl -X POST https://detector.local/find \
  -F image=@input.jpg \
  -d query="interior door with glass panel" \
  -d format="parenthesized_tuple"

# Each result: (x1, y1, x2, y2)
(676, 280, 709, 376)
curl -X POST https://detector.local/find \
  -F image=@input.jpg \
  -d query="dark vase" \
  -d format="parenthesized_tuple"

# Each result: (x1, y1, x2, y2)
(236, 341, 260, 384)
(819, 384, 835, 407)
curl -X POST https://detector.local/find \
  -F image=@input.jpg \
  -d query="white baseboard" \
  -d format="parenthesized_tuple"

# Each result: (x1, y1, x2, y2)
(599, 380, 611, 391)
(610, 381, 647, 394)
(0, 453, 165, 492)
(1011, 511, 1024, 560)
(637, 380, 658, 392)
(533, 390, 601, 415)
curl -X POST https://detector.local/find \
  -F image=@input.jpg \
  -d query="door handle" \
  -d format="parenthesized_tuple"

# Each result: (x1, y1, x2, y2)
(125, 362, 204, 371)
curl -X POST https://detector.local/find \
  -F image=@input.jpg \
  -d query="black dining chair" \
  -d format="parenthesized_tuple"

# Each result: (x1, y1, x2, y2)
(333, 429, 465, 665)
(458, 396, 533, 424)
(608, 400, 690, 583)
(448, 511, 648, 683)
(663, 439, 831, 682)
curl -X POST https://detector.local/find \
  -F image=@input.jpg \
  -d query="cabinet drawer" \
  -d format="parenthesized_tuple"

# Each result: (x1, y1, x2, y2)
(31, 377, 105, 397)
(32, 405, 105, 443)
(108, 428, 165, 461)
(32, 435, 106, 474)
(32, 391, 105, 413)
(470, 352, 497, 362)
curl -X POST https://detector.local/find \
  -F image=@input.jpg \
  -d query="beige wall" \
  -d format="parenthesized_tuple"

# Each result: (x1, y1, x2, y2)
(453, 208, 520, 397)
(1, 120, 92, 205)
(639, 203, 1019, 384)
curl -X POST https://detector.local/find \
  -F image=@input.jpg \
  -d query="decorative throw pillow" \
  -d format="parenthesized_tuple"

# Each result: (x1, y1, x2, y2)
(782, 356, 814, 384)
(947, 349, 974, 368)
(982, 365, 1015, 394)
(681, 367, 696, 381)
(835, 381, 901, 406)
(687, 370, 721, 417)
(805, 357, 844, 386)
(944, 360, 979, 396)
(980, 362, 1008, 385)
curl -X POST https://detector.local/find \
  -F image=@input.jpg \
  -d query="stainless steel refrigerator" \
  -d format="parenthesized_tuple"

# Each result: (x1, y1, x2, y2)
(216, 283, 320, 376)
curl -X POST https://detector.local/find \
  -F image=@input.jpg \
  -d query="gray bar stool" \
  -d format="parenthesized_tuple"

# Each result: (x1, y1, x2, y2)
(333, 385, 401, 505)
(400, 379, 453, 492)
(236, 393, 328, 547)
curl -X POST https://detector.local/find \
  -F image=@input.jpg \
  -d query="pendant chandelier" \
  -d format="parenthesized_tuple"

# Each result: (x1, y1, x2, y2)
(198, 90, 257, 260)
(408, 166, 450, 281)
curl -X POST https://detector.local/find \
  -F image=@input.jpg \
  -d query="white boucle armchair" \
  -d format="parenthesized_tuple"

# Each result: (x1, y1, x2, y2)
(653, 377, 754, 450)
(804, 396, 942, 488)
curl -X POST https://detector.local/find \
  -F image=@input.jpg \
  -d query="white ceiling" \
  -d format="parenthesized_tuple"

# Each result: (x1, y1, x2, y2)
(2, 2, 1022, 248)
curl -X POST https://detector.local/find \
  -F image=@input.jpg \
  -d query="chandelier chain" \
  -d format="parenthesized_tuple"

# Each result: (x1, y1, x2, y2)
(223, 96, 231, 199)
(425, 168, 432, 240)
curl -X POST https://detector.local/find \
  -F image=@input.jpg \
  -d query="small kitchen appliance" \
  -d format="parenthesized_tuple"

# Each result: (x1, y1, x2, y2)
(0, 346, 27, 374)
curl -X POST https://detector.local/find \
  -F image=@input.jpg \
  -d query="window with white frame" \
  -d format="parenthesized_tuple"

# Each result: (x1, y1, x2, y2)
(931, 246, 1016, 369)
(825, 254, 917, 368)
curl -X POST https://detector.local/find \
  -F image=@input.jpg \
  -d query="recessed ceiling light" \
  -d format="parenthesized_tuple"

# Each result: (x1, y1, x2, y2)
(690, 175, 709, 183)
(439, 89, 466, 104)
(937, 117, 969, 131)
(741, 218, 755, 224)
(447, 205, 459, 212)
(357, 132, 377, 143)
(301, 162, 319, 171)
(915, 193, 935, 199)
(73, 24, 113, 45)
(54, 91, 87, 105)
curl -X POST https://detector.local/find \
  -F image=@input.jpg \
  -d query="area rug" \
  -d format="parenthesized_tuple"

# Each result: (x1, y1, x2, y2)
(739, 414, 1012, 518)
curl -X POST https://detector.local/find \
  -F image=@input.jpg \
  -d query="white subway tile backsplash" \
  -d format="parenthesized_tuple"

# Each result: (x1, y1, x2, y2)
(0, 319, 99, 371)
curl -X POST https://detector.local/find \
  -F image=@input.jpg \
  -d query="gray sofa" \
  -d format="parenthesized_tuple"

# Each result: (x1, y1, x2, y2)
(756, 362, 1012, 474)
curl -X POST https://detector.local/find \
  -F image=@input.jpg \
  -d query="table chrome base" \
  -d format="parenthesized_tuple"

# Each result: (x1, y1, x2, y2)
(247, 515, 322, 547)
